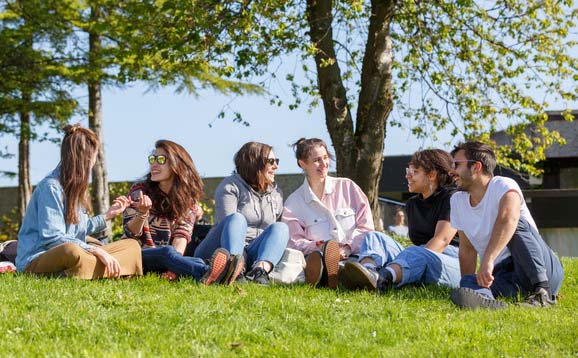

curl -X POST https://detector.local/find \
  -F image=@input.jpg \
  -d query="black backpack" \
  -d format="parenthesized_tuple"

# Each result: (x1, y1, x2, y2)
(0, 240, 18, 264)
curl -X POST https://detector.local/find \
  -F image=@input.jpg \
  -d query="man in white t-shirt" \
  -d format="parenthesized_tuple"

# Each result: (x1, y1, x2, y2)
(449, 141, 563, 309)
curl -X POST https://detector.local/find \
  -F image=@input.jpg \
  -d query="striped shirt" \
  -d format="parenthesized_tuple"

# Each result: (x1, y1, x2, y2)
(122, 184, 196, 247)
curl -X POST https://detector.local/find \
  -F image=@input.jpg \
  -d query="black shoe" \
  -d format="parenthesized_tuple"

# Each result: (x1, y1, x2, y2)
(517, 287, 556, 308)
(235, 272, 248, 284)
(339, 262, 380, 291)
(450, 287, 507, 310)
(245, 267, 270, 286)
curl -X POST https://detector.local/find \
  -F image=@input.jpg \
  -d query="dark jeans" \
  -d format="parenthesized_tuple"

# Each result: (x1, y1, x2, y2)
(142, 246, 208, 281)
(460, 218, 564, 300)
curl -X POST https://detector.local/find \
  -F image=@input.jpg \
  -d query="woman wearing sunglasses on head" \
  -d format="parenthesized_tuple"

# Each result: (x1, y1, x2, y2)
(16, 124, 143, 279)
(339, 149, 461, 292)
(123, 140, 243, 285)
(193, 142, 290, 286)
(281, 138, 382, 289)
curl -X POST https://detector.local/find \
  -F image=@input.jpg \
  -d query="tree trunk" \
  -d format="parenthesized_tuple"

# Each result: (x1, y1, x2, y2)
(17, 108, 32, 225)
(18, 29, 33, 225)
(88, 6, 111, 239)
(306, 0, 396, 229)
(306, 0, 355, 176)
(351, 0, 396, 230)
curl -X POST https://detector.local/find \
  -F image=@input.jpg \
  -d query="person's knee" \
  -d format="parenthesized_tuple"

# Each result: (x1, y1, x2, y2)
(363, 231, 390, 245)
(124, 238, 141, 252)
(403, 246, 424, 256)
(270, 222, 289, 235)
(58, 243, 90, 270)
(225, 212, 248, 226)
(59, 243, 85, 259)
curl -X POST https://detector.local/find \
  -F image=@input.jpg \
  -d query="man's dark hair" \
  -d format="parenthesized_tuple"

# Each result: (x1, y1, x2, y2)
(451, 141, 496, 176)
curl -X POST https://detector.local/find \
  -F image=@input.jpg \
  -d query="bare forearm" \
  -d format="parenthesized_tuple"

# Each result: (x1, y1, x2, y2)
(127, 213, 147, 236)
(482, 190, 522, 267)
(482, 216, 517, 266)
(425, 237, 449, 253)
(172, 237, 187, 255)
(424, 221, 456, 253)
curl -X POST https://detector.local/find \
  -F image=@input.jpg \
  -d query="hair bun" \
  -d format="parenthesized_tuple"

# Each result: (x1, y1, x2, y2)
(63, 123, 81, 135)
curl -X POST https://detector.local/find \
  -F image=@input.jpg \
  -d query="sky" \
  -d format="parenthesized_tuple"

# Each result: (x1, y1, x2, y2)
(0, 82, 458, 188)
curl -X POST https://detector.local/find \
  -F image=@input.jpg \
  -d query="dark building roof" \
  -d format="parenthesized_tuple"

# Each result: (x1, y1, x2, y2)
(491, 110, 578, 159)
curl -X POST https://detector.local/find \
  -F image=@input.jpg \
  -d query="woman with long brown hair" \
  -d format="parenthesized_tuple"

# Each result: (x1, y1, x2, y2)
(123, 140, 243, 285)
(16, 124, 142, 279)
(194, 142, 290, 286)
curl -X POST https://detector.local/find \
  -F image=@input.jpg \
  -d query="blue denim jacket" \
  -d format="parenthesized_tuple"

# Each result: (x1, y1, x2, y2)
(15, 166, 107, 272)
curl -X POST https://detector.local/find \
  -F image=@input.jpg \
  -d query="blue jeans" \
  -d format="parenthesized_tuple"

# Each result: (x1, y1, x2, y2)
(359, 231, 461, 288)
(460, 218, 564, 300)
(141, 246, 208, 281)
(194, 213, 290, 268)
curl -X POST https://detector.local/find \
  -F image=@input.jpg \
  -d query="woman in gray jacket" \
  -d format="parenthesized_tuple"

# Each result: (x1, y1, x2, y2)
(194, 142, 290, 285)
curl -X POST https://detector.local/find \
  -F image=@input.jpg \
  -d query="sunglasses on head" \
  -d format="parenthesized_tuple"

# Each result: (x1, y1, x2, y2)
(148, 154, 167, 165)
(265, 158, 280, 166)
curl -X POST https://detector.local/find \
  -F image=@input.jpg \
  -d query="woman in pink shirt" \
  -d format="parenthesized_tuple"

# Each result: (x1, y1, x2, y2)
(282, 138, 401, 288)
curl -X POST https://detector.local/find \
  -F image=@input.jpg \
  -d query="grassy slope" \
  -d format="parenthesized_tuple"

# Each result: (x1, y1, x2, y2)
(0, 258, 576, 357)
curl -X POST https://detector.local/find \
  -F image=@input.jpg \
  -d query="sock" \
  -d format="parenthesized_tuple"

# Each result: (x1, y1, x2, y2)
(534, 281, 551, 296)
(362, 262, 377, 271)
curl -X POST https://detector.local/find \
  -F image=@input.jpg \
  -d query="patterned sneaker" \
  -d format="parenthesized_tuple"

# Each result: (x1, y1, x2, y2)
(223, 254, 245, 285)
(322, 240, 340, 289)
(305, 251, 324, 287)
(201, 248, 230, 286)
(450, 287, 507, 310)
(339, 262, 379, 291)
(517, 288, 556, 308)
(245, 267, 270, 286)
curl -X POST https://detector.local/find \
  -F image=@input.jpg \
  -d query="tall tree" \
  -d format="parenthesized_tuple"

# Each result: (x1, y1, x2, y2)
(71, 0, 265, 239)
(86, 3, 110, 238)
(148, 0, 578, 226)
(0, 0, 77, 223)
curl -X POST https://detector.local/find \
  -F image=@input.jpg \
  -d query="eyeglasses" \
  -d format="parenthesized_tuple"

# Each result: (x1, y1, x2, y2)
(452, 160, 477, 169)
(405, 167, 417, 176)
(265, 158, 280, 166)
(148, 154, 167, 165)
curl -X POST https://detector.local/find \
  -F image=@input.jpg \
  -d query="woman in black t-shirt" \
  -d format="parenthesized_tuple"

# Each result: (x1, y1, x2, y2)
(339, 149, 461, 291)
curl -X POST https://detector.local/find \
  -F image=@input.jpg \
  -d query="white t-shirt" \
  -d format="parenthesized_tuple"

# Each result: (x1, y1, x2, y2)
(450, 176, 537, 264)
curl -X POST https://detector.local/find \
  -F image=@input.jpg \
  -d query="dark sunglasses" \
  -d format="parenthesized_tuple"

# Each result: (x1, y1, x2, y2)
(265, 158, 280, 166)
(451, 159, 478, 169)
(148, 154, 167, 165)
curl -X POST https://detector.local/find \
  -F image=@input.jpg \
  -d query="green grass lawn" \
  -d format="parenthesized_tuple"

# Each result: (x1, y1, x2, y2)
(1, 258, 576, 357)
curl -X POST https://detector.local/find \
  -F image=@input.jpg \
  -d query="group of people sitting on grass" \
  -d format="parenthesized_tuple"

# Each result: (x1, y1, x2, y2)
(14, 123, 564, 310)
